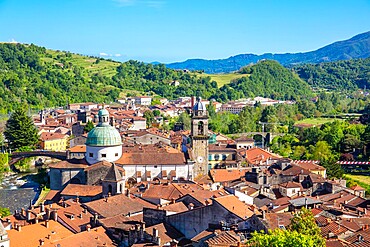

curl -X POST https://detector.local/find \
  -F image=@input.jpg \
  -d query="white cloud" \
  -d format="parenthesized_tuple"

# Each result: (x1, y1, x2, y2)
(115, 54, 122, 57)
(99, 52, 109, 56)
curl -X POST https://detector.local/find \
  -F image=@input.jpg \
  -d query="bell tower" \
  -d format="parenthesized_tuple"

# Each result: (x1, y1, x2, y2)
(191, 97, 209, 177)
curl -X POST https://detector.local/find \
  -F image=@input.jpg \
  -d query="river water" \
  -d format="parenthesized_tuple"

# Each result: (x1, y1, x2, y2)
(0, 173, 40, 213)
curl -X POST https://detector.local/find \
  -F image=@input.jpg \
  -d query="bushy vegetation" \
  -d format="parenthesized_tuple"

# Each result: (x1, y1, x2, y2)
(294, 57, 370, 90)
(248, 208, 325, 247)
(214, 60, 313, 101)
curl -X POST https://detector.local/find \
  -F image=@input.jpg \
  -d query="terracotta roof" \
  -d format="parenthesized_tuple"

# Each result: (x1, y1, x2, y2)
(145, 223, 184, 244)
(84, 194, 156, 218)
(84, 160, 125, 173)
(320, 221, 349, 237)
(264, 212, 293, 230)
(351, 185, 365, 191)
(104, 164, 123, 182)
(56, 200, 95, 233)
(191, 229, 214, 242)
(99, 214, 143, 231)
(60, 184, 102, 197)
(7, 220, 74, 247)
(213, 195, 254, 219)
(326, 240, 346, 247)
(209, 169, 246, 183)
(40, 132, 67, 141)
(279, 181, 302, 189)
(49, 160, 88, 169)
(293, 160, 326, 171)
(204, 231, 241, 246)
(245, 147, 280, 164)
(116, 144, 186, 165)
(44, 190, 61, 202)
(68, 145, 86, 153)
(43, 226, 115, 247)
(162, 202, 188, 213)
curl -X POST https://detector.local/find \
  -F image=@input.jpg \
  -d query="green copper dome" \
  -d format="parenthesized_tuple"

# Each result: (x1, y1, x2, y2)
(86, 109, 122, 146)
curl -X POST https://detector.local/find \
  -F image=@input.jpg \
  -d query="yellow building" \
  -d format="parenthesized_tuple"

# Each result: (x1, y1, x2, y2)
(40, 132, 68, 151)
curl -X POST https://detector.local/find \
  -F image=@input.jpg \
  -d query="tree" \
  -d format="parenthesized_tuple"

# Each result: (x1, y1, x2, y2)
(248, 228, 322, 247)
(153, 109, 161, 117)
(84, 120, 95, 133)
(288, 207, 325, 246)
(248, 208, 325, 247)
(0, 207, 10, 217)
(4, 105, 39, 150)
(143, 110, 155, 128)
(177, 112, 191, 130)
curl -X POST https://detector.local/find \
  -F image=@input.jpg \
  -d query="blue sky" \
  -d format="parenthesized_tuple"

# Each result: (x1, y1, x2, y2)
(0, 0, 369, 63)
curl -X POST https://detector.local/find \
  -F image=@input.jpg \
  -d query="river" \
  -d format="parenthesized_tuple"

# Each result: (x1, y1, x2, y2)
(0, 173, 40, 213)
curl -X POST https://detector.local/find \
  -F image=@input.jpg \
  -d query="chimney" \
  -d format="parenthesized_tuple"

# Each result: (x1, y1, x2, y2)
(126, 189, 130, 197)
(140, 222, 145, 240)
(17, 224, 21, 232)
(87, 224, 91, 232)
(45, 220, 49, 228)
(94, 213, 98, 226)
(84, 208, 87, 214)
(262, 210, 266, 220)
(76, 197, 80, 203)
(40, 201, 45, 213)
(39, 239, 44, 246)
(153, 227, 159, 239)
(27, 210, 32, 221)
(79, 213, 83, 219)
(108, 192, 111, 197)
(53, 210, 58, 221)
(29, 199, 33, 209)
(170, 239, 178, 247)
(35, 218, 39, 224)
(188, 203, 194, 210)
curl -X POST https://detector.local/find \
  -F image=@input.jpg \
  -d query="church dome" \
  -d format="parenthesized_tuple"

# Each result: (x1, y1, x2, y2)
(86, 109, 122, 147)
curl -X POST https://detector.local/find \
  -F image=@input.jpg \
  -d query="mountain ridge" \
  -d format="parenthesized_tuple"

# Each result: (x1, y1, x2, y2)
(167, 31, 370, 73)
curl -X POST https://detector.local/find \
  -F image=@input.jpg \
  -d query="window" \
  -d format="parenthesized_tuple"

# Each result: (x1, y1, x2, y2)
(115, 153, 119, 157)
(222, 154, 227, 161)
(154, 165, 158, 168)
(214, 154, 220, 161)
(208, 154, 212, 160)
(102, 153, 107, 158)
(89, 153, 93, 158)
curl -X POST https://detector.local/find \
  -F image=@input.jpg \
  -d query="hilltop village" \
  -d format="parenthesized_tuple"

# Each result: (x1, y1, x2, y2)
(1, 96, 369, 247)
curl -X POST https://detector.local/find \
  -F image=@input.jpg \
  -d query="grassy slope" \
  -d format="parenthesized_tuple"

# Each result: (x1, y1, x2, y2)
(196, 72, 248, 87)
(345, 174, 370, 184)
(42, 50, 121, 78)
(295, 118, 344, 126)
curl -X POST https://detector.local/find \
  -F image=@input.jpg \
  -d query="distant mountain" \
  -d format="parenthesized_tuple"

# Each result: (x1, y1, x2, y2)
(167, 31, 370, 73)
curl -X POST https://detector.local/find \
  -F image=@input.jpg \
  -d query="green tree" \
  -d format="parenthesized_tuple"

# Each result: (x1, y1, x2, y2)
(248, 228, 322, 247)
(4, 105, 39, 150)
(153, 109, 161, 117)
(0, 207, 10, 217)
(84, 120, 95, 133)
(143, 110, 155, 128)
(288, 207, 325, 247)
(177, 112, 191, 130)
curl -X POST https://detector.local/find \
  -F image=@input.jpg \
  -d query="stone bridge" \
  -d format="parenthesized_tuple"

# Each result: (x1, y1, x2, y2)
(9, 150, 67, 171)
(236, 132, 284, 145)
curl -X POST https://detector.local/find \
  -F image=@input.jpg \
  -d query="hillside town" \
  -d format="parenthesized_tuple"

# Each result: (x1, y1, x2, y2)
(0, 96, 369, 247)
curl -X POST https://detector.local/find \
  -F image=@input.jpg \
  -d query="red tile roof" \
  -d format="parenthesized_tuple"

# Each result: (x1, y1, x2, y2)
(84, 194, 156, 218)
(60, 184, 102, 197)
(213, 195, 254, 219)
(68, 145, 86, 153)
(40, 132, 67, 141)
(43, 226, 115, 247)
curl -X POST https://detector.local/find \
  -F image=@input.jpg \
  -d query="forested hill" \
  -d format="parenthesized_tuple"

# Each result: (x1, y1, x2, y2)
(0, 43, 219, 113)
(212, 60, 312, 102)
(293, 57, 370, 91)
(167, 31, 370, 73)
